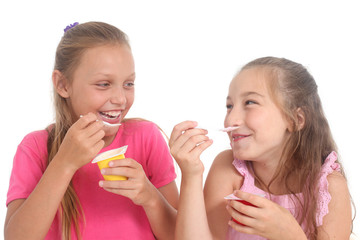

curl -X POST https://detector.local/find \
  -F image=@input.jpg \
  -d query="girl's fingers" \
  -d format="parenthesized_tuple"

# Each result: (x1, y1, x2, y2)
(76, 112, 99, 129)
(170, 128, 209, 152)
(180, 134, 210, 153)
(169, 121, 198, 147)
(101, 187, 130, 196)
(101, 158, 140, 178)
(100, 179, 135, 190)
(106, 158, 139, 168)
(85, 120, 104, 137)
(191, 139, 213, 156)
(101, 165, 137, 179)
(226, 201, 261, 236)
(233, 190, 264, 209)
(93, 140, 105, 153)
(87, 125, 106, 143)
(227, 218, 255, 236)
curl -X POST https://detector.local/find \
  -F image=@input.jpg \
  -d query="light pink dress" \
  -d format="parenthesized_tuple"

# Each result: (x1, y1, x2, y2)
(227, 151, 340, 240)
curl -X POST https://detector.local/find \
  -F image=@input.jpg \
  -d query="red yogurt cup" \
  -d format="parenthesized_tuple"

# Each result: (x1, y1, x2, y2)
(232, 199, 258, 226)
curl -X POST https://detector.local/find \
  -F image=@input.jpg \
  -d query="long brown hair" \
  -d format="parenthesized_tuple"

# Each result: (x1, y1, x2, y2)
(240, 57, 351, 238)
(47, 21, 130, 240)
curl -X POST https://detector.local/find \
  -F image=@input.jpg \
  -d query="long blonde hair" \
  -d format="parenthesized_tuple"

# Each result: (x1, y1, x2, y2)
(240, 57, 352, 239)
(47, 21, 130, 240)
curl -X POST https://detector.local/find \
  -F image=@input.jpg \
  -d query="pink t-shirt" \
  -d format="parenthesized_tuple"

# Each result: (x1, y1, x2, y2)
(7, 120, 177, 239)
(226, 151, 340, 240)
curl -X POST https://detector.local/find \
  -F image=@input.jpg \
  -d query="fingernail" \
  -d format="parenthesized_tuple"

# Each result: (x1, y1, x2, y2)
(101, 169, 105, 174)
(99, 181, 103, 187)
(108, 161, 114, 167)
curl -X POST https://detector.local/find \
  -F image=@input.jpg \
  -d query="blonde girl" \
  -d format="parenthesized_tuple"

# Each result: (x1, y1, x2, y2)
(5, 22, 178, 240)
(170, 57, 353, 239)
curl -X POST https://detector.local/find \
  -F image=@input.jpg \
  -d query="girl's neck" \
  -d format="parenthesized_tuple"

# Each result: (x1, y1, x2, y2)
(103, 135, 116, 148)
(251, 157, 284, 195)
(251, 160, 299, 195)
(252, 161, 278, 185)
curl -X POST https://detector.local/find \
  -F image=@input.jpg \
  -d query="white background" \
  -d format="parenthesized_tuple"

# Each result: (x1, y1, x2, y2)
(1, 0, 359, 235)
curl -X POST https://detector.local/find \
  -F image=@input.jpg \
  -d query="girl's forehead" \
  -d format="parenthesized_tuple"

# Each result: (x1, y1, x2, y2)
(229, 68, 271, 96)
(73, 44, 134, 77)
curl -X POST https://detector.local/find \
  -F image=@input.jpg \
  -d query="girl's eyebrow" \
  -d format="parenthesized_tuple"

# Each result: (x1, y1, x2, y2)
(241, 91, 265, 98)
(227, 92, 265, 100)
(93, 72, 136, 79)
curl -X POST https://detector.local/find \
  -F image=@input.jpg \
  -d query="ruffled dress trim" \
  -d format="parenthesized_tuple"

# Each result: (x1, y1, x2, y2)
(316, 151, 340, 226)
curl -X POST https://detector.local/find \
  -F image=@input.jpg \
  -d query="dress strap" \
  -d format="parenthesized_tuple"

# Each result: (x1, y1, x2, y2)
(232, 159, 261, 194)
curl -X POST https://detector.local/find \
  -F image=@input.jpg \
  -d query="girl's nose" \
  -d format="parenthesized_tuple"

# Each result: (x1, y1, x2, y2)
(225, 108, 243, 127)
(110, 87, 126, 105)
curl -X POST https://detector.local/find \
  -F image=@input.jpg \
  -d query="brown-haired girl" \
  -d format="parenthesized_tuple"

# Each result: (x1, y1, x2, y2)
(5, 21, 178, 240)
(170, 57, 353, 239)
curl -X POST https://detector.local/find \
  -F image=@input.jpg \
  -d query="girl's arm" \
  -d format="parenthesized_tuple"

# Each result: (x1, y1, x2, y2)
(175, 163, 211, 240)
(4, 114, 105, 240)
(142, 181, 179, 240)
(170, 121, 213, 240)
(204, 150, 242, 240)
(4, 159, 77, 239)
(317, 171, 352, 239)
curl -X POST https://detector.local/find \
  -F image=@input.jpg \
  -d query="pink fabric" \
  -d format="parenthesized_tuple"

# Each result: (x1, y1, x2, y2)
(7, 120, 177, 240)
(227, 151, 340, 240)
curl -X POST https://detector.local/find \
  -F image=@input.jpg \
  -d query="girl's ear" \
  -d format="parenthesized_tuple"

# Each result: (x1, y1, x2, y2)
(287, 108, 306, 132)
(52, 70, 70, 98)
(295, 108, 305, 131)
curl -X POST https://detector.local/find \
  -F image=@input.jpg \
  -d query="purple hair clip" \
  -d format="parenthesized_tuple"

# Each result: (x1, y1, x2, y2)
(64, 22, 79, 33)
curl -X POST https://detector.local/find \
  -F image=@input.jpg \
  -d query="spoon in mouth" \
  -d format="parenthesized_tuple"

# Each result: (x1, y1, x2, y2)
(218, 126, 239, 132)
(79, 115, 121, 127)
(103, 121, 121, 127)
(196, 125, 239, 132)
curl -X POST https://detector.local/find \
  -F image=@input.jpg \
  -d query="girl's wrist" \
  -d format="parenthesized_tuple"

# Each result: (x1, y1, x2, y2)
(50, 155, 78, 177)
(181, 172, 203, 185)
(141, 185, 162, 209)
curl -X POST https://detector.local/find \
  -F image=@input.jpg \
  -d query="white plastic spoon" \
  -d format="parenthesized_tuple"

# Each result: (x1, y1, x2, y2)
(218, 126, 239, 132)
(103, 121, 121, 127)
(79, 115, 121, 127)
(196, 126, 239, 132)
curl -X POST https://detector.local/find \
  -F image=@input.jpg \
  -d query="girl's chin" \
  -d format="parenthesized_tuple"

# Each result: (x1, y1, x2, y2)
(104, 126, 119, 135)
(232, 149, 251, 160)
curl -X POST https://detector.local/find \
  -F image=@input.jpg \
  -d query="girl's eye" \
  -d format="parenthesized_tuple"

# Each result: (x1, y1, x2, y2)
(124, 82, 135, 88)
(97, 83, 110, 87)
(245, 100, 257, 105)
(226, 104, 233, 110)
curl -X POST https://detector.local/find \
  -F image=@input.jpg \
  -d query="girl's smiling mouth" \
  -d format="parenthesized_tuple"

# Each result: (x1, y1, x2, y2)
(232, 133, 250, 142)
(99, 111, 122, 122)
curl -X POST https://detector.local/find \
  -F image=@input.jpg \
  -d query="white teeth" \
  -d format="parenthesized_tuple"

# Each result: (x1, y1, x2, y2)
(100, 111, 121, 119)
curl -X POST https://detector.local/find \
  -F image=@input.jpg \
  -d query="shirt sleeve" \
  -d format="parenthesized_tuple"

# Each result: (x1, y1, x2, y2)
(143, 122, 177, 188)
(6, 130, 48, 206)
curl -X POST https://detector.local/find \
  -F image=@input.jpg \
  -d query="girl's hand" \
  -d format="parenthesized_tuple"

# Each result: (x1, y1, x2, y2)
(169, 121, 213, 177)
(55, 112, 105, 171)
(227, 190, 307, 240)
(99, 158, 157, 207)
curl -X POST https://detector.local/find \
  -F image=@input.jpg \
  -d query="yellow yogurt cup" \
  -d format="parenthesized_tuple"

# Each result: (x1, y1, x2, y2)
(92, 145, 128, 181)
